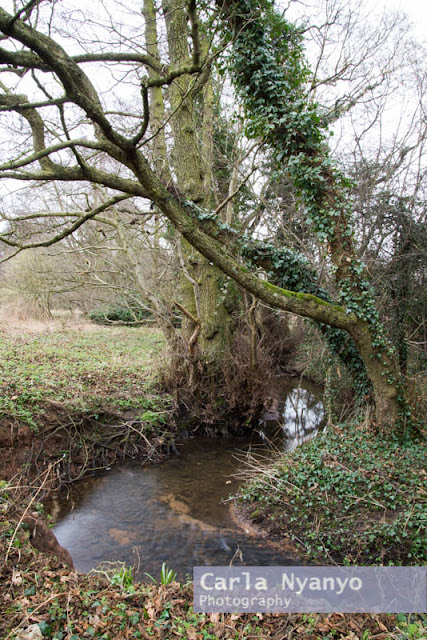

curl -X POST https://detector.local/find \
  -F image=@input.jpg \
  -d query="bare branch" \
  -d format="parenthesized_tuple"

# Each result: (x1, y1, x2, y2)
(0, 92, 54, 170)
(187, 0, 201, 67)
(0, 7, 131, 151)
(0, 194, 133, 256)
(214, 165, 258, 217)
(0, 138, 103, 172)
(8, 0, 45, 27)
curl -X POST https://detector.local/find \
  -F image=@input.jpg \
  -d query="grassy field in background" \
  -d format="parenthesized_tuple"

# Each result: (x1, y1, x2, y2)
(0, 323, 167, 431)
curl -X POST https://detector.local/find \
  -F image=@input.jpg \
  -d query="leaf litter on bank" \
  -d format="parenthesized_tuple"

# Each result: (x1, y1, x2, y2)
(1, 516, 424, 640)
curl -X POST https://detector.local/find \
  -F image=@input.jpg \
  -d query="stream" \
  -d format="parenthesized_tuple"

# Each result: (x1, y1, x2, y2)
(48, 380, 325, 580)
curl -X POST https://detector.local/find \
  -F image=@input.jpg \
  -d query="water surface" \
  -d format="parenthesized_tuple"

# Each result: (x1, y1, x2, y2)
(49, 381, 324, 580)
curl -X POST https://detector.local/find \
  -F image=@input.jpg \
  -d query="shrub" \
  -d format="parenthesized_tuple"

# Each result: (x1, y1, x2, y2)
(88, 304, 153, 326)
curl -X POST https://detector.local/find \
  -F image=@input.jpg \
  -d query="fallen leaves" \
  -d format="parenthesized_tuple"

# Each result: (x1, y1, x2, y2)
(12, 569, 23, 586)
(0, 505, 420, 640)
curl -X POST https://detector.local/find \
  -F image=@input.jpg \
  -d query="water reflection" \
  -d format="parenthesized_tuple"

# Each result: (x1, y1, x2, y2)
(48, 381, 323, 579)
(282, 387, 325, 450)
(259, 382, 325, 451)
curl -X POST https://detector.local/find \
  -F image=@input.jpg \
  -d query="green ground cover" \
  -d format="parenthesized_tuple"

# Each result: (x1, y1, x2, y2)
(0, 326, 168, 431)
(0, 323, 425, 638)
(238, 424, 426, 566)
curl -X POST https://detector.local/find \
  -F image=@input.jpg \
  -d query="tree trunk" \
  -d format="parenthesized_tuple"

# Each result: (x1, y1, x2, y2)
(0, 3, 408, 430)
(348, 321, 401, 427)
(162, 0, 236, 384)
(129, 152, 404, 428)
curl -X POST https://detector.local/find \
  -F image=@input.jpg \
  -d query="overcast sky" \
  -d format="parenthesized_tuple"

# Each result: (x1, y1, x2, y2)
(379, 0, 426, 42)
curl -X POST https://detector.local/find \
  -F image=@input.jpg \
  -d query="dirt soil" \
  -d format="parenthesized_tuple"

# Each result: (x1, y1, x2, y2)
(0, 517, 403, 640)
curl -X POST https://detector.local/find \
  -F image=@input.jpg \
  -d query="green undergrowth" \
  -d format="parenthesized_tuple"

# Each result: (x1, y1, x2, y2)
(1, 509, 423, 639)
(238, 423, 426, 565)
(0, 326, 168, 431)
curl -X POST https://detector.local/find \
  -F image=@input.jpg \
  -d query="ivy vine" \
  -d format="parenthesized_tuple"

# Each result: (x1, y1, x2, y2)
(212, 0, 412, 422)
(240, 242, 372, 400)
(182, 195, 372, 400)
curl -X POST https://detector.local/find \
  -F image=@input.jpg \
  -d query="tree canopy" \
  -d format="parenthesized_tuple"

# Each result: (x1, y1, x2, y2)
(0, 0, 425, 431)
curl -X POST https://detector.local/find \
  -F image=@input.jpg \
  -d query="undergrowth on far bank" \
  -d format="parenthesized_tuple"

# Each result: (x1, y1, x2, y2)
(238, 423, 426, 566)
(0, 326, 167, 431)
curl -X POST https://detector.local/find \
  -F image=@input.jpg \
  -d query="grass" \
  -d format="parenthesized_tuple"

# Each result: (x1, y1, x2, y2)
(0, 322, 425, 638)
(0, 325, 167, 431)
(237, 422, 426, 566)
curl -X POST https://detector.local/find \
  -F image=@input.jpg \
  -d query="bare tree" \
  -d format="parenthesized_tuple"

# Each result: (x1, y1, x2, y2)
(0, 0, 424, 427)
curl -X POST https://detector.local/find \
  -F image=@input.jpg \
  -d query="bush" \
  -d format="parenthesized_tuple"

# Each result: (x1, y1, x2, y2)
(88, 304, 153, 326)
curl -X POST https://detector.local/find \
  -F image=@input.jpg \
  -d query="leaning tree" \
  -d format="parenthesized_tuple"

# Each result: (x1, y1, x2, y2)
(0, 0, 419, 430)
